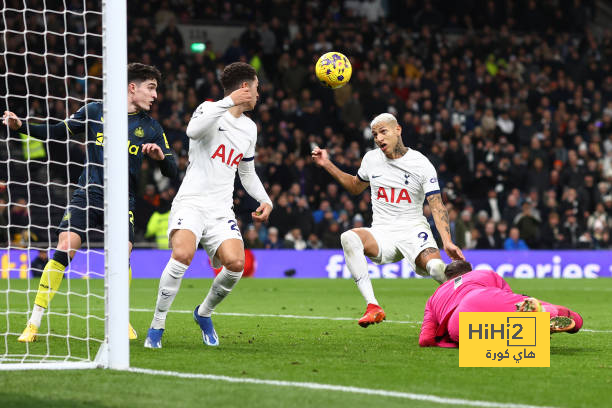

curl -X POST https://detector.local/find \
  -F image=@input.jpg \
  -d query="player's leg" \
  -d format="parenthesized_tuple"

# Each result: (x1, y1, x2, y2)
(341, 228, 386, 327)
(415, 247, 446, 284)
(519, 299, 582, 333)
(341, 228, 379, 304)
(19, 231, 82, 342)
(146, 202, 203, 349)
(194, 238, 244, 346)
(145, 229, 195, 348)
(547, 304, 583, 333)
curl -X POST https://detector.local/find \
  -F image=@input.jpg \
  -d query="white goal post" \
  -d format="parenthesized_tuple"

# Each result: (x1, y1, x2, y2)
(0, 0, 128, 370)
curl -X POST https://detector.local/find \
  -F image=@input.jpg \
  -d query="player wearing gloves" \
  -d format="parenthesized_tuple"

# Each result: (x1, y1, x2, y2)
(145, 62, 272, 348)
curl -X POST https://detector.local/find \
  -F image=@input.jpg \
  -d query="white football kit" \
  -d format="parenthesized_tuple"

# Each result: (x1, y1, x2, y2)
(168, 96, 271, 267)
(357, 148, 440, 272)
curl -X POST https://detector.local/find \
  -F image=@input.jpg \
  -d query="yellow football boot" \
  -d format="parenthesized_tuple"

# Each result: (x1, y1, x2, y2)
(18, 323, 38, 343)
(129, 323, 138, 340)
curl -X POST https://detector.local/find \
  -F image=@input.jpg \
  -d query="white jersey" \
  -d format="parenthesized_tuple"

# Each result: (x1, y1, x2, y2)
(176, 96, 256, 215)
(357, 148, 440, 229)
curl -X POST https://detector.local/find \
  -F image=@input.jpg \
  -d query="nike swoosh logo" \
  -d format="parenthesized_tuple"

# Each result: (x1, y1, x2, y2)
(372, 175, 382, 178)
(218, 127, 227, 131)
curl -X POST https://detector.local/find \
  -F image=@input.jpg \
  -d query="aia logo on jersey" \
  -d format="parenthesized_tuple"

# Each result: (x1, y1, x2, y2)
(376, 187, 412, 203)
(211, 144, 243, 168)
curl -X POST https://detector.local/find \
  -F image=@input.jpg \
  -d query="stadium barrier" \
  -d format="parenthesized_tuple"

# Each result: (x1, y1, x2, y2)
(1, 249, 611, 279)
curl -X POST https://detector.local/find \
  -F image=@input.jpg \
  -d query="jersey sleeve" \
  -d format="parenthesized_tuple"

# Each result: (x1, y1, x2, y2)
(241, 126, 256, 162)
(64, 102, 99, 135)
(153, 122, 172, 156)
(421, 159, 440, 197)
(356, 153, 369, 182)
(418, 297, 438, 347)
(186, 96, 234, 139)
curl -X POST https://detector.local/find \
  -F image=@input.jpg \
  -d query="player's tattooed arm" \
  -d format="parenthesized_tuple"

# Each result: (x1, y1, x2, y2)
(311, 147, 369, 195)
(426, 193, 465, 261)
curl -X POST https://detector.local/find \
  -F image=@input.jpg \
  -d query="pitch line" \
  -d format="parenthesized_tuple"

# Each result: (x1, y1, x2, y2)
(130, 308, 420, 324)
(130, 308, 612, 332)
(128, 367, 557, 408)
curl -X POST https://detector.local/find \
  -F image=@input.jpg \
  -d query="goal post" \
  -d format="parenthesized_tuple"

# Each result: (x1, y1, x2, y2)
(0, 0, 129, 370)
(103, 0, 129, 370)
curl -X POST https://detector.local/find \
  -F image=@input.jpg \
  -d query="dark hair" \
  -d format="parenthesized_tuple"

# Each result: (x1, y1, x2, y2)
(220, 62, 256, 93)
(444, 260, 473, 280)
(128, 63, 161, 85)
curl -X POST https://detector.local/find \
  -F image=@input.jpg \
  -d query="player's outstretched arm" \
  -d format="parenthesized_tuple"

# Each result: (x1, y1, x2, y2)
(426, 193, 465, 261)
(3, 110, 69, 141)
(186, 88, 253, 139)
(238, 159, 273, 222)
(311, 147, 369, 195)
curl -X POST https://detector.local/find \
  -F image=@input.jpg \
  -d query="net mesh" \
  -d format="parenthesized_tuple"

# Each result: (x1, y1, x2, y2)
(0, 0, 105, 364)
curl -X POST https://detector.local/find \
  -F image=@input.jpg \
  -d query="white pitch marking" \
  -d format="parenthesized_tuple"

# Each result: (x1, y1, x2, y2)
(129, 308, 420, 324)
(129, 308, 611, 333)
(128, 367, 558, 408)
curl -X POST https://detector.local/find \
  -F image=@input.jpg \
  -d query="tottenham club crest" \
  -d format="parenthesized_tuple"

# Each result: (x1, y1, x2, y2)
(134, 126, 144, 138)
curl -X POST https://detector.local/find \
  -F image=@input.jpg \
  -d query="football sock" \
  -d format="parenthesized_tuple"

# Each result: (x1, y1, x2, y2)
(426, 258, 447, 284)
(31, 251, 71, 326)
(151, 257, 188, 330)
(341, 230, 378, 305)
(198, 267, 242, 317)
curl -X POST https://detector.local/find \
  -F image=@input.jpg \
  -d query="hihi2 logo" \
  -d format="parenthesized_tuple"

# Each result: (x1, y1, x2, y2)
(459, 313, 550, 367)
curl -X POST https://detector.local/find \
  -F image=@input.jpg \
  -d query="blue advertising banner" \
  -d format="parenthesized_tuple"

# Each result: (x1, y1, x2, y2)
(1, 249, 611, 279)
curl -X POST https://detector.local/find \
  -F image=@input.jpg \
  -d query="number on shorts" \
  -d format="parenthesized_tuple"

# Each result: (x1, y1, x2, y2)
(418, 231, 428, 242)
(228, 220, 239, 232)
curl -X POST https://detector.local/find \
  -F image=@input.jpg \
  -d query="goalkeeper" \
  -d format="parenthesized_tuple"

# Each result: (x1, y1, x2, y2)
(2, 63, 177, 342)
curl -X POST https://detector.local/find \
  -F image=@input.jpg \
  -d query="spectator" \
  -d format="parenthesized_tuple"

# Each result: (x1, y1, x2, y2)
(264, 227, 283, 249)
(30, 250, 48, 278)
(306, 233, 323, 249)
(476, 221, 502, 249)
(513, 201, 541, 248)
(283, 228, 306, 250)
(504, 227, 528, 250)
(540, 212, 568, 250)
(244, 225, 264, 249)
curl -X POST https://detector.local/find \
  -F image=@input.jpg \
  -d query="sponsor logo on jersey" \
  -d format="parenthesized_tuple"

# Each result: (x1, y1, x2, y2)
(371, 174, 382, 178)
(218, 127, 227, 132)
(376, 187, 412, 203)
(211, 144, 243, 168)
(127, 140, 140, 155)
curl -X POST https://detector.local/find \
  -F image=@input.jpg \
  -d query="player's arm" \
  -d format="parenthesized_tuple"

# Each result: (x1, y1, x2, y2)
(3, 110, 74, 141)
(238, 158, 273, 222)
(311, 147, 369, 195)
(427, 192, 465, 261)
(419, 299, 438, 347)
(142, 128, 178, 179)
(185, 88, 253, 139)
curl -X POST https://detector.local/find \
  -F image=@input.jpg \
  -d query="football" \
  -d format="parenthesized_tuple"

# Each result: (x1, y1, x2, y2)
(315, 51, 352, 89)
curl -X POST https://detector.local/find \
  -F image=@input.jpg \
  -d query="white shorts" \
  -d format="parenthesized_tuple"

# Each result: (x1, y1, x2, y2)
(167, 201, 242, 268)
(365, 220, 438, 275)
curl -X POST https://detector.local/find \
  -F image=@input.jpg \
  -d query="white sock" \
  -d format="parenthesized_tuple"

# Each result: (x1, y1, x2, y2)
(341, 230, 378, 305)
(151, 257, 189, 329)
(29, 304, 45, 328)
(426, 258, 447, 283)
(198, 267, 242, 317)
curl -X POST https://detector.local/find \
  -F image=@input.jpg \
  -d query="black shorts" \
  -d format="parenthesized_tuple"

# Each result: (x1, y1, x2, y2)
(58, 190, 135, 243)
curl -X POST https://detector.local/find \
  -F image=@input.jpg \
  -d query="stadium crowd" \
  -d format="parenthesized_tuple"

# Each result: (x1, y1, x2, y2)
(1, 0, 611, 250)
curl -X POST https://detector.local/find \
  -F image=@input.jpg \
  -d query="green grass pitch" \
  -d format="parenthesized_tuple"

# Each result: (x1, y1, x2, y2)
(1, 278, 611, 408)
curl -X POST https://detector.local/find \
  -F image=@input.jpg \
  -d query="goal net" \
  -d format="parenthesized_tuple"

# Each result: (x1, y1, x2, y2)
(0, 1, 128, 369)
